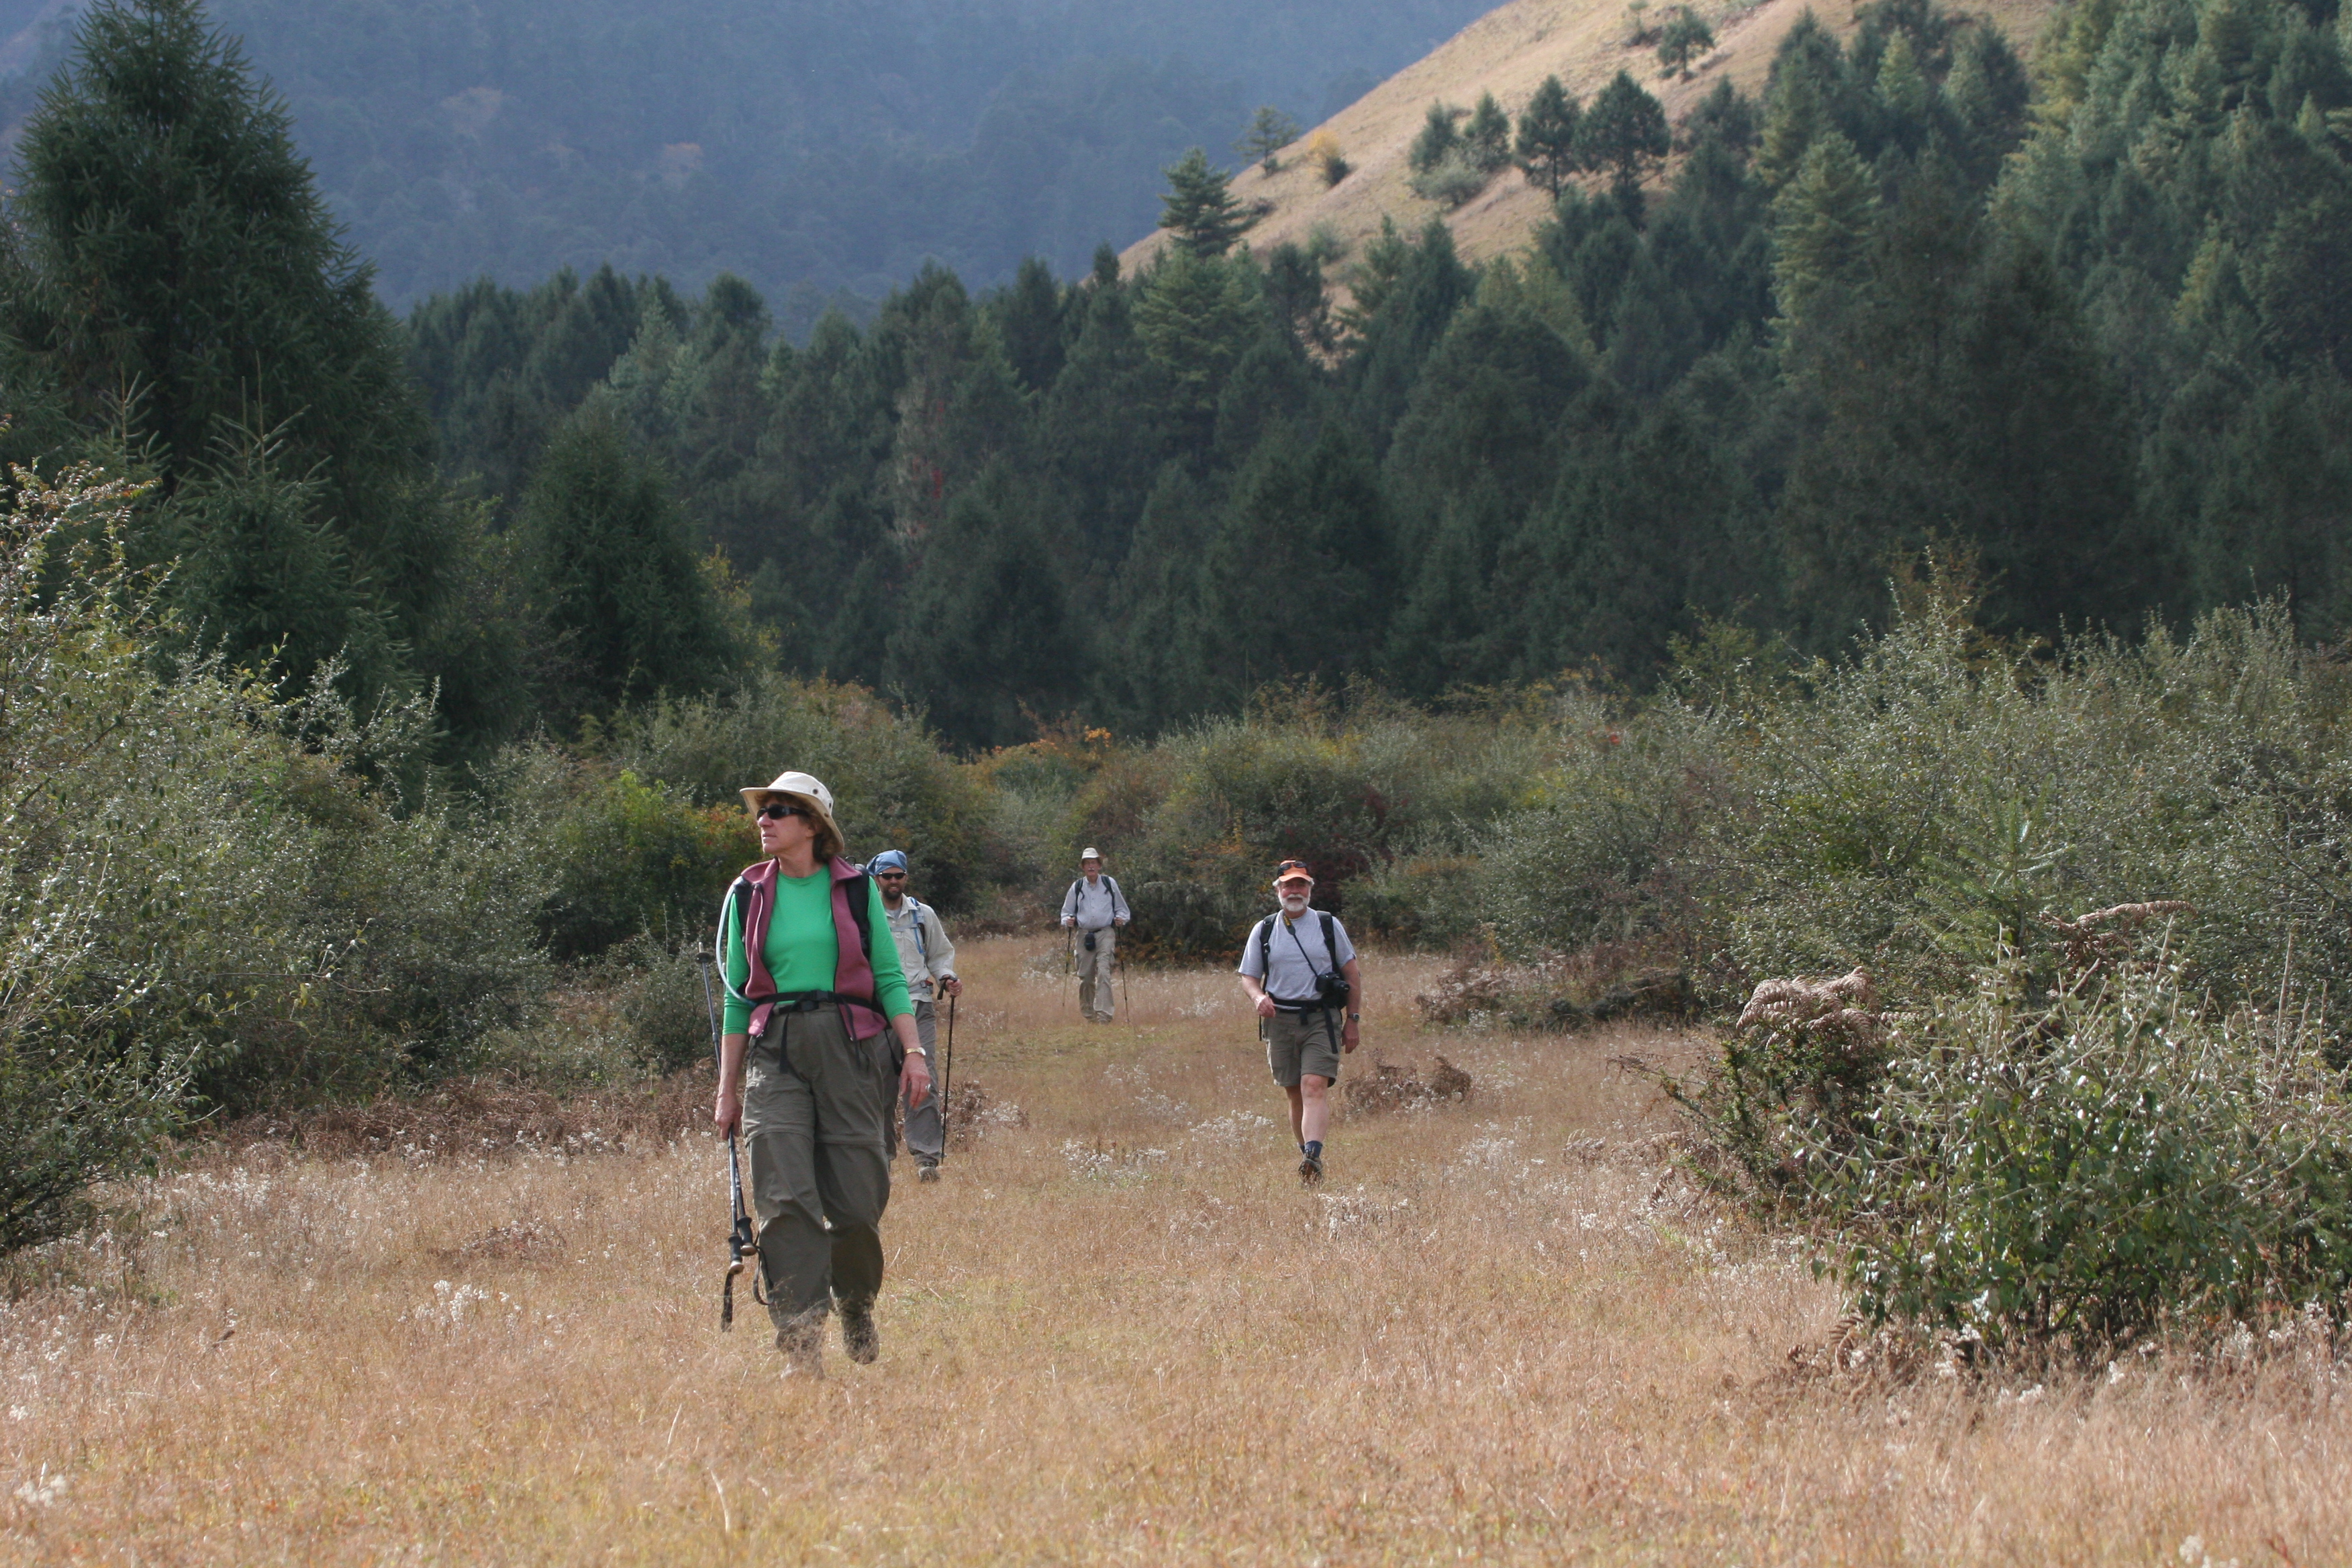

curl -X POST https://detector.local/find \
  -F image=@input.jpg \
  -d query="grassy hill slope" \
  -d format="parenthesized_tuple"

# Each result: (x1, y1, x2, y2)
(1124, 0, 2056, 275)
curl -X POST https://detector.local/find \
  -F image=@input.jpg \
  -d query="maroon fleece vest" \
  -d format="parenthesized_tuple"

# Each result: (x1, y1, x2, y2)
(734, 855, 885, 1042)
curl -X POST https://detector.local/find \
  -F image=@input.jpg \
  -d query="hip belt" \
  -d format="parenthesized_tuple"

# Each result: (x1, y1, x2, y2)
(1270, 998, 1340, 1015)
(758, 990, 874, 1017)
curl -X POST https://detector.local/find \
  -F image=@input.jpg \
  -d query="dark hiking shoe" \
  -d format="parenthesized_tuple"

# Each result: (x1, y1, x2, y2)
(917, 1161, 941, 1183)
(840, 1301, 880, 1364)
(775, 1313, 826, 1379)
(1298, 1150, 1325, 1185)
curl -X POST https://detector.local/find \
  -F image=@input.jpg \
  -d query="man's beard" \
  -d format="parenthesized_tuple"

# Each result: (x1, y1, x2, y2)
(1280, 893, 1310, 914)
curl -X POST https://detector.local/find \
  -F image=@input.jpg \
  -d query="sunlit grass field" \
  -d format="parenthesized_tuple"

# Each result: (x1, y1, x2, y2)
(3, 937, 2347, 1563)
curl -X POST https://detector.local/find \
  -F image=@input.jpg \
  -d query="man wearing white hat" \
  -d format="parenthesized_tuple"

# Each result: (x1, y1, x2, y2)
(1058, 848, 1129, 1023)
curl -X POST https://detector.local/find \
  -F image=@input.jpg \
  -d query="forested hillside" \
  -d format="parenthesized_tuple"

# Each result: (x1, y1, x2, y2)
(381, 0, 2352, 750)
(0, 0, 1489, 311)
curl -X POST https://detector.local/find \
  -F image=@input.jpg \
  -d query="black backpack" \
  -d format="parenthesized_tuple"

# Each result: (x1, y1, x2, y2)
(1066, 875, 1122, 915)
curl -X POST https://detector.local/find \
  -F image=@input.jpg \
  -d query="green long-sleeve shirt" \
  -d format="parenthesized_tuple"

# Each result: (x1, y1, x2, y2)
(721, 867, 912, 1033)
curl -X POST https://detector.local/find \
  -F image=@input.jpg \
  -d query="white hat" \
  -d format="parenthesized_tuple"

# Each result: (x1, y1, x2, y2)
(739, 771, 843, 850)
(1080, 847, 1103, 862)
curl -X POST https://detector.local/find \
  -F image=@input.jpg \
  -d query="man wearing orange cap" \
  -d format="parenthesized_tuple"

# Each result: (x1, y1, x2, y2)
(1236, 859, 1361, 1183)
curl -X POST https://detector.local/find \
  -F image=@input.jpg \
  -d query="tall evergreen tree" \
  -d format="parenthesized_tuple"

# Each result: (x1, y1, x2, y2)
(883, 468, 1084, 750)
(1575, 71, 1672, 218)
(1514, 76, 1584, 195)
(1159, 148, 1251, 260)
(1771, 130, 1878, 325)
(1463, 92, 1514, 173)
(1409, 102, 1462, 174)
(1236, 106, 1304, 173)
(516, 401, 732, 722)
(1657, 7, 1716, 80)
(3, 0, 467, 707)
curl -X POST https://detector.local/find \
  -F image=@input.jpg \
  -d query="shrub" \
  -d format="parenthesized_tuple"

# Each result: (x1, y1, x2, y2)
(1304, 130, 1350, 187)
(1692, 954, 2352, 1357)
(1411, 148, 1489, 207)
(520, 752, 748, 961)
(604, 669, 1004, 912)
(1706, 593, 2352, 1016)
(1101, 687, 1550, 961)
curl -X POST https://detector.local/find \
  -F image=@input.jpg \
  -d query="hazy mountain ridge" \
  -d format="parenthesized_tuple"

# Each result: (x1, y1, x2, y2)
(0, 0, 1493, 312)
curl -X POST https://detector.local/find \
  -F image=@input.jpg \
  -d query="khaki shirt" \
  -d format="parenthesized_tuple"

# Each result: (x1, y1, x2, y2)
(882, 897, 956, 1001)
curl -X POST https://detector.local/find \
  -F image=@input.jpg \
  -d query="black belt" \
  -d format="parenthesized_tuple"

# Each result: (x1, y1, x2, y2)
(1270, 999, 1338, 1014)
(763, 990, 875, 1014)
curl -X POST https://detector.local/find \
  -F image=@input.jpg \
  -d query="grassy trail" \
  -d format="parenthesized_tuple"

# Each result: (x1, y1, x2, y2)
(0, 938, 2340, 1563)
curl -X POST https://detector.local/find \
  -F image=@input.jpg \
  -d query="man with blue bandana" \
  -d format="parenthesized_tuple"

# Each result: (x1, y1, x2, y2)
(868, 849, 960, 1181)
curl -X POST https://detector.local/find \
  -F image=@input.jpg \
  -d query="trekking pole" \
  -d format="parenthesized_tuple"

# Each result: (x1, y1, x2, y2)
(940, 992, 957, 1159)
(700, 957, 758, 1331)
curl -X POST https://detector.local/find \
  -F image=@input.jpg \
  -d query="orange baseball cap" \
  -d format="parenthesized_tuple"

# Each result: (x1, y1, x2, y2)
(1273, 859, 1314, 887)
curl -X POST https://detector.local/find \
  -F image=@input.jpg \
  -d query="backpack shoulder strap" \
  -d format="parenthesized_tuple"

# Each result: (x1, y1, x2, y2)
(910, 898, 928, 958)
(1320, 912, 1336, 963)
(842, 872, 874, 963)
(1256, 914, 1275, 973)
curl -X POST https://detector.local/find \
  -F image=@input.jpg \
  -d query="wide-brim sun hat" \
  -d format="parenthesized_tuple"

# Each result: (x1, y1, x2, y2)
(740, 771, 842, 847)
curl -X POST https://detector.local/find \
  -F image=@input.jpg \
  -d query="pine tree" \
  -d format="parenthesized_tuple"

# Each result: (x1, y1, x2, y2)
(883, 468, 1083, 750)
(516, 401, 732, 722)
(1159, 148, 1251, 259)
(6, 0, 462, 706)
(995, 256, 1069, 394)
(1755, 62, 1828, 191)
(1134, 249, 1262, 425)
(1463, 92, 1513, 173)
(1657, 7, 1716, 80)
(1236, 106, 1303, 173)
(1409, 102, 1461, 175)
(1875, 32, 1930, 122)
(1771, 130, 1877, 326)
(1575, 72, 1672, 217)
(1515, 76, 1584, 195)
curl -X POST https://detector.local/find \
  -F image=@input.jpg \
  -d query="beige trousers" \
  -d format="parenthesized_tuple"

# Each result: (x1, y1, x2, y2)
(1075, 928, 1116, 1020)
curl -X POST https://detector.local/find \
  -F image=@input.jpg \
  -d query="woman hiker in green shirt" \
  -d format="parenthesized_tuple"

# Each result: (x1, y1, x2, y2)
(713, 770, 929, 1377)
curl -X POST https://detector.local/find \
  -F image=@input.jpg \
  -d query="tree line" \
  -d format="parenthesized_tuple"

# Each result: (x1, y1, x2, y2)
(9, 0, 2352, 765)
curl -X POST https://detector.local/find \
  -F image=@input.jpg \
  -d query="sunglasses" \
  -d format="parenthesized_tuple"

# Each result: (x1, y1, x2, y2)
(875, 871, 907, 880)
(756, 801, 811, 822)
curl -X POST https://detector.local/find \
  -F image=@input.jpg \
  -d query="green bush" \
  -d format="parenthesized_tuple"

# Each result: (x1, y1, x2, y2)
(1086, 687, 1549, 961)
(512, 750, 749, 961)
(1707, 595, 2352, 1014)
(1815, 960, 2352, 1355)
(605, 670, 1002, 912)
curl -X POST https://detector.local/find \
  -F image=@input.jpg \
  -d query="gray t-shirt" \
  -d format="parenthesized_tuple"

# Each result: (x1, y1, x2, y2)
(1237, 908, 1357, 1006)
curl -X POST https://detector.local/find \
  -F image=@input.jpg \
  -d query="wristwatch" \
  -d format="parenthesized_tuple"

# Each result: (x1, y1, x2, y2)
(1347, 1012, 1361, 1020)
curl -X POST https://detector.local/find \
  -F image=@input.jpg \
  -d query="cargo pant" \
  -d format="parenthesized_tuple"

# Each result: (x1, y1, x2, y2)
(1075, 928, 1116, 1022)
(741, 1004, 895, 1328)
(901, 999, 943, 1166)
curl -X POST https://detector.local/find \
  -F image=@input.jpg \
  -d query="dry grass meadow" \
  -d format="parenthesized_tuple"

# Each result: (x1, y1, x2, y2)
(5, 936, 2351, 1563)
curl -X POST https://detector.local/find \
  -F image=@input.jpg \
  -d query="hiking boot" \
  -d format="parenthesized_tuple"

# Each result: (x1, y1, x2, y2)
(1298, 1149, 1325, 1185)
(839, 1300, 880, 1364)
(774, 1308, 827, 1379)
(917, 1161, 941, 1184)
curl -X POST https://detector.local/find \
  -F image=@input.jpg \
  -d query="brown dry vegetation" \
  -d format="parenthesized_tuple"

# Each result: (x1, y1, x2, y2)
(1121, 0, 2059, 279)
(3, 938, 2347, 1563)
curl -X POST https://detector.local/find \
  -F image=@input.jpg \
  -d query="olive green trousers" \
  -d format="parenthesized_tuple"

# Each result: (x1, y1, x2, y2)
(741, 1004, 895, 1325)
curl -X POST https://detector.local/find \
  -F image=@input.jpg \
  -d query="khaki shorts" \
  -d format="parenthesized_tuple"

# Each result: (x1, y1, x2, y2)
(1265, 1008, 1343, 1087)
